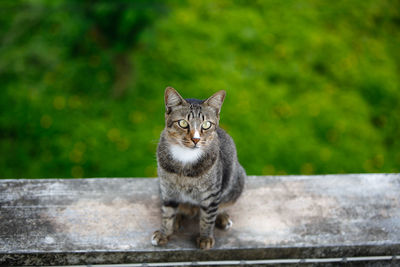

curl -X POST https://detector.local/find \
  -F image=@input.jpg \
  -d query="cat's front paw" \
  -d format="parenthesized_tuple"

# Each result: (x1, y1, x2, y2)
(151, 230, 169, 246)
(196, 236, 215, 250)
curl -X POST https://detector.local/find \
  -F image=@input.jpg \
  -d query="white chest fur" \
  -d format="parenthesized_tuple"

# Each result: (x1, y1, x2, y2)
(169, 144, 203, 164)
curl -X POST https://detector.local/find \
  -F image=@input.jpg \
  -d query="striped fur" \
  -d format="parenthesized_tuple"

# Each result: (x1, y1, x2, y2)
(152, 87, 246, 250)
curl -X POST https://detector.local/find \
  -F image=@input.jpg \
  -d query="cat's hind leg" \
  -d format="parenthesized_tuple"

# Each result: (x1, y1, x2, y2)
(174, 203, 199, 231)
(178, 203, 199, 218)
(215, 200, 235, 230)
(215, 212, 233, 230)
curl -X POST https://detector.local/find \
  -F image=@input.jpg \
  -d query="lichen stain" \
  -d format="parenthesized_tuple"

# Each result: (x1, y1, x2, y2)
(225, 181, 338, 245)
(52, 198, 160, 241)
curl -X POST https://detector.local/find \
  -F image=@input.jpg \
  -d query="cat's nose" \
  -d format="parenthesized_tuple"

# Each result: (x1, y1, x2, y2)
(191, 137, 200, 144)
(191, 130, 201, 145)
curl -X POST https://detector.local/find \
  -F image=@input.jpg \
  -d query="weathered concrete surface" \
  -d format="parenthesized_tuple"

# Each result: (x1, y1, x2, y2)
(0, 174, 399, 265)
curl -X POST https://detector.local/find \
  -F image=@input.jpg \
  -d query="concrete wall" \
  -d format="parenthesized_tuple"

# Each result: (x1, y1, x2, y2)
(1, 174, 399, 265)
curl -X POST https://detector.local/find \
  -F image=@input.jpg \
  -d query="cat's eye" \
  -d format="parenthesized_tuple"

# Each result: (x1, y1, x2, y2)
(178, 120, 189, 128)
(202, 121, 212, 130)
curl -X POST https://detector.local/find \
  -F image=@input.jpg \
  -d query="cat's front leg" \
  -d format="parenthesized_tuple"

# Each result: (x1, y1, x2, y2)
(151, 200, 178, 246)
(197, 201, 219, 249)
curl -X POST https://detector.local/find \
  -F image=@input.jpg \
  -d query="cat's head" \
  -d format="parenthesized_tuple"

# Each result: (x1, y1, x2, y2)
(163, 87, 225, 149)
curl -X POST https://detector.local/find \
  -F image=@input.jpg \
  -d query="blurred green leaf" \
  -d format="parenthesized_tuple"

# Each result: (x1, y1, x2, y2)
(0, 0, 399, 178)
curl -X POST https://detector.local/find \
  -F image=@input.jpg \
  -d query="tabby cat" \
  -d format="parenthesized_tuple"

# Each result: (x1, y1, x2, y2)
(151, 87, 246, 249)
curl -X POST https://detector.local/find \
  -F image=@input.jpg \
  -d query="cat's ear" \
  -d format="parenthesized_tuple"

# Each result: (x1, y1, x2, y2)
(204, 90, 226, 115)
(165, 87, 187, 113)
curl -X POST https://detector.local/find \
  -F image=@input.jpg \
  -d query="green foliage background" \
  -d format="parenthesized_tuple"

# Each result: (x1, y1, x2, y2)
(1, 0, 399, 178)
